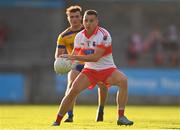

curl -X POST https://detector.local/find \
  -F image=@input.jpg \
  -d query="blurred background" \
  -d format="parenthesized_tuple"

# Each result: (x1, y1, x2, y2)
(0, 0, 180, 105)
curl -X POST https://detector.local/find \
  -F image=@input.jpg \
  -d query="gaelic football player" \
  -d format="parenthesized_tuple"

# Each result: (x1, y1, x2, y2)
(54, 6, 108, 123)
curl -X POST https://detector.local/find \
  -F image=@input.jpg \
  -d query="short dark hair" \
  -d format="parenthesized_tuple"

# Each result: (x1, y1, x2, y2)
(66, 5, 82, 15)
(84, 10, 98, 18)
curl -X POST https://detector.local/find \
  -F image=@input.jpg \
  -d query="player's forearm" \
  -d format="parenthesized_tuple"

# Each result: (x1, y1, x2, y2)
(72, 54, 100, 62)
(71, 48, 79, 55)
(55, 48, 65, 59)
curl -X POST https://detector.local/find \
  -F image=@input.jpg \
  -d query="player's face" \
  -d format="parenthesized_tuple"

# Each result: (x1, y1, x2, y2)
(67, 11, 82, 27)
(83, 14, 98, 31)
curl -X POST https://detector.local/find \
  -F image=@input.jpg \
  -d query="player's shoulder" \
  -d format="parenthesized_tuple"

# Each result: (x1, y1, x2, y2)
(98, 27, 110, 36)
(75, 29, 85, 38)
(58, 27, 72, 38)
(97, 27, 111, 41)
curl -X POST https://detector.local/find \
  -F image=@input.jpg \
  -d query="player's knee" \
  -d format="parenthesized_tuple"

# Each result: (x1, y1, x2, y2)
(119, 75, 127, 82)
(117, 76, 128, 89)
(122, 76, 128, 83)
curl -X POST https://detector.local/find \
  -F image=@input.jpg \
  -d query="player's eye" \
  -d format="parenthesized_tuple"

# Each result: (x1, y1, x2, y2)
(84, 19, 94, 23)
(75, 15, 80, 18)
(70, 15, 80, 18)
(89, 19, 94, 23)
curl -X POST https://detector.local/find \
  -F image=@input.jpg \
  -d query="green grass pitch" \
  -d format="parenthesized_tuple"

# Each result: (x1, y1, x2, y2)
(0, 105, 180, 130)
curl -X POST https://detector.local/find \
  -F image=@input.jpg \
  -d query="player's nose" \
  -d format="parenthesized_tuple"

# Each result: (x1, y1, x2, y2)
(86, 22, 91, 26)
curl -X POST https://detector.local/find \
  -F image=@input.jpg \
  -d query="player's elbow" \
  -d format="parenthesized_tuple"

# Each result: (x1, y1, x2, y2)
(55, 53, 59, 59)
(55, 54, 61, 59)
(93, 57, 100, 62)
(91, 55, 101, 62)
(91, 59, 98, 62)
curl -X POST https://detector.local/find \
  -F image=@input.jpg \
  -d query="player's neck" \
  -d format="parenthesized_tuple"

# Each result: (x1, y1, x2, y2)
(86, 26, 98, 36)
(86, 30, 93, 35)
(70, 24, 83, 32)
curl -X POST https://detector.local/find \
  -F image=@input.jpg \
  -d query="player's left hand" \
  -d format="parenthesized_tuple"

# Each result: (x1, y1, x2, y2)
(60, 54, 75, 60)
(60, 54, 69, 58)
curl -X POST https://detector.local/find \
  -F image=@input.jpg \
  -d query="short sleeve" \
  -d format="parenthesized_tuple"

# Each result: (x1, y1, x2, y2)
(74, 33, 81, 49)
(96, 29, 112, 49)
(101, 32, 112, 47)
(57, 34, 66, 48)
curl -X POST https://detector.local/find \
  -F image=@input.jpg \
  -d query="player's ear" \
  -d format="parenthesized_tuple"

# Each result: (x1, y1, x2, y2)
(96, 19, 99, 25)
(67, 15, 70, 22)
(80, 15, 82, 20)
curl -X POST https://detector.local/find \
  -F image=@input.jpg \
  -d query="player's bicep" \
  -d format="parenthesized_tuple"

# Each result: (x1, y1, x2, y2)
(72, 33, 81, 55)
(56, 34, 66, 58)
(55, 47, 66, 59)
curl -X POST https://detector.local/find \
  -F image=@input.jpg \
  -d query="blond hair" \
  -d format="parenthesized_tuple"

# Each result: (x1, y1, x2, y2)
(66, 5, 82, 15)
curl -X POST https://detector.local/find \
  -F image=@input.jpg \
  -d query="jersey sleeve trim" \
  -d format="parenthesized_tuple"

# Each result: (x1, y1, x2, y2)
(96, 44, 106, 49)
(74, 48, 81, 51)
(96, 44, 112, 57)
(57, 45, 66, 48)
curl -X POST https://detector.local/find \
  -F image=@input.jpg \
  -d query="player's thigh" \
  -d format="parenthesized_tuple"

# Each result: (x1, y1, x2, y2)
(69, 72, 91, 95)
(65, 70, 80, 95)
(97, 82, 108, 93)
(68, 69, 80, 83)
(106, 69, 127, 86)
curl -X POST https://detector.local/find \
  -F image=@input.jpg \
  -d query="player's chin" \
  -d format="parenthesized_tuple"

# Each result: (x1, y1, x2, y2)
(72, 22, 80, 26)
(85, 26, 90, 30)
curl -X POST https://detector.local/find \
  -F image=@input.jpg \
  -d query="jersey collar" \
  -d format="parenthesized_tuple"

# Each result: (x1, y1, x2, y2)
(83, 26, 99, 39)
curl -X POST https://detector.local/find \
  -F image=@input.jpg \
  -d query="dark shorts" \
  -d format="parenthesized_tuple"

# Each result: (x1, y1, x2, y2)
(75, 64, 84, 72)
